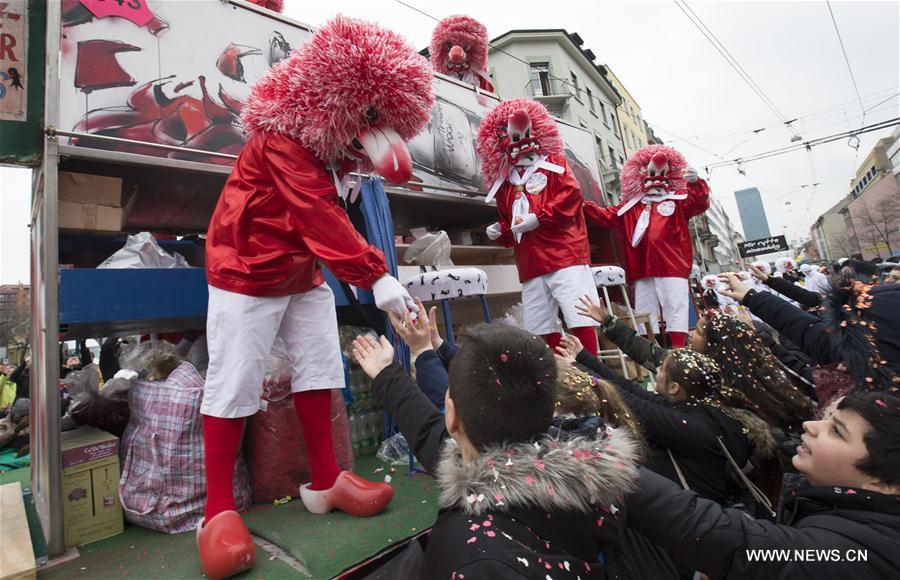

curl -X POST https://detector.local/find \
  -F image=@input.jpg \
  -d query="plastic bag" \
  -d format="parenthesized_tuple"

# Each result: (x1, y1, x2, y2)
(61, 364, 101, 400)
(246, 341, 354, 503)
(376, 432, 413, 465)
(98, 232, 190, 269)
(402, 231, 454, 268)
(119, 341, 182, 381)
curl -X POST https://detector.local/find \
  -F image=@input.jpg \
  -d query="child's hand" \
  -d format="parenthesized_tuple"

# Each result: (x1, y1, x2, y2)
(352, 335, 395, 379)
(389, 306, 432, 356)
(421, 299, 444, 350)
(748, 264, 769, 283)
(575, 294, 608, 323)
(559, 334, 584, 359)
(554, 341, 577, 365)
(718, 273, 751, 302)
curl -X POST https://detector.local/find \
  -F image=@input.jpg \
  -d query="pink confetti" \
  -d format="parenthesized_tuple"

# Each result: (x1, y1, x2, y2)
(534, 460, 546, 470)
(496, 379, 502, 385)
(585, 562, 592, 572)
(500, 353, 509, 362)
(470, 524, 480, 531)
(525, 475, 537, 485)
(597, 517, 604, 527)
(486, 531, 496, 537)
(847, 489, 857, 494)
(558, 562, 565, 570)
(488, 515, 494, 520)
(546, 485, 555, 497)
(545, 562, 552, 570)
(483, 521, 492, 527)
(494, 494, 505, 501)
(876, 399, 887, 408)
(466, 537, 477, 544)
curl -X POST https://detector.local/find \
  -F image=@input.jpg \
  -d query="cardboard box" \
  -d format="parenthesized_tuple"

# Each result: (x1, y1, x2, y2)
(58, 172, 134, 233)
(59, 172, 124, 207)
(60, 427, 123, 548)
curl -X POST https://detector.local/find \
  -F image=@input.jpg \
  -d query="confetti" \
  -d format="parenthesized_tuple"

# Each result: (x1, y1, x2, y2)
(876, 399, 887, 408)
(486, 531, 496, 537)
(500, 353, 509, 362)
(467, 536, 477, 544)
(525, 475, 537, 485)
(517, 557, 529, 567)
(483, 520, 492, 527)
(470, 524, 480, 531)
(384, 475, 392, 483)
(373, 467, 384, 474)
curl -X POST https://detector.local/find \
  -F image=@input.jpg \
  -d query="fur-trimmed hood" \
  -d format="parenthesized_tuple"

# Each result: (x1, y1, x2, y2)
(241, 15, 434, 164)
(435, 427, 639, 516)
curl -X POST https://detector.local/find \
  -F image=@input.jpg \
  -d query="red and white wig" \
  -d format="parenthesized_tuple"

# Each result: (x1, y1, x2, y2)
(241, 15, 434, 168)
(620, 144, 688, 204)
(476, 98, 563, 185)
(245, 0, 283, 13)
(430, 15, 489, 76)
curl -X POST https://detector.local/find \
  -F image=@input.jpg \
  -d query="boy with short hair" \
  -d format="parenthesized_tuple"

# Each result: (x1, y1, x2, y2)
(352, 323, 640, 579)
(624, 391, 900, 578)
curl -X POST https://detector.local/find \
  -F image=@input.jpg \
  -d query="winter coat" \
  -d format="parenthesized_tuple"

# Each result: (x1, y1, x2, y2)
(371, 362, 642, 579)
(9, 362, 29, 402)
(626, 467, 900, 579)
(598, 315, 667, 372)
(206, 132, 387, 297)
(583, 179, 709, 281)
(493, 155, 592, 283)
(411, 341, 459, 410)
(575, 351, 756, 505)
(763, 276, 823, 309)
(741, 285, 900, 377)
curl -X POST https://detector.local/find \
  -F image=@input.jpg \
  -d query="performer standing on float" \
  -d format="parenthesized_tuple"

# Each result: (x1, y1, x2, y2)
(584, 145, 709, 348)
(479, 98, 601, 356)
(197, 16, 434, 579)
(429, 15, 495, 92)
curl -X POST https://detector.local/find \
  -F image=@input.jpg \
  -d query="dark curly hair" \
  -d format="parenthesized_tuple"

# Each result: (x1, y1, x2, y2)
(703, 312, 816, 429)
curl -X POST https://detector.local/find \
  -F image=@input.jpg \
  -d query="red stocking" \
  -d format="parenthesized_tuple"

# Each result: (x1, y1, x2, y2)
(542, 332, 563, 351)
(202, 415, 245, 524)
(571, 326, 599, 357)
(668, 331, 687, 349)
(292, 390, 340, 491)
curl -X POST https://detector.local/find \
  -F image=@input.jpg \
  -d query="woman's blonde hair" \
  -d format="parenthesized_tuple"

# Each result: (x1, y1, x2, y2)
(556, 364, 642, 440)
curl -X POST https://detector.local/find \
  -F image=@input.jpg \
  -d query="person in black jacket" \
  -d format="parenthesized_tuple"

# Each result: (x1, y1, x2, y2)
(559, 336, 770, 507)
(624, 390, 900, 579)
(719, 272, 900, 405)
(387, 298, 457, 411)
(748, 264, 823, 309)
(352, 324, 640, 579)
(8, 356, 30, 402)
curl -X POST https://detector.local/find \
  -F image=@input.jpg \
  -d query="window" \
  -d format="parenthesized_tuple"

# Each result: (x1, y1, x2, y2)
(587, 87, 595, 113)
(599, 102, 607, 125)
(529, 62, 552, 96)
(611, 112, 619, 135)
(609, 146, 617, 168)
(570, 71, 581, 100)
(596, 136, 604, 163)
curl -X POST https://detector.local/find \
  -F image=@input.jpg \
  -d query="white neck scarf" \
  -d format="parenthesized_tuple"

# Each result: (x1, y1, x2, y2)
(484, 155, 564, 204)
(618, 189, 688, 247)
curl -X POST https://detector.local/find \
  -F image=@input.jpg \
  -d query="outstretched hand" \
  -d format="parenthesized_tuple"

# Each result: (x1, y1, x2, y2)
(388, 304, 432, 356)
(718, 273, 752, 302)
(554, 334, 581, 365)
(574, 294, 609, 323)
(748, 264, 769, 283)
(351, 334, 395, 379)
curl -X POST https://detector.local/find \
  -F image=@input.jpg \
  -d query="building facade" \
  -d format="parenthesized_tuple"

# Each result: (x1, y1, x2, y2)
(705, 197, 745, 272)
(603, 66, 649, 157)
(488, 29, 627, 203)
(810, 195, 855, 262)
(839, 132, 900, 260)
(734, 187, 771, 241)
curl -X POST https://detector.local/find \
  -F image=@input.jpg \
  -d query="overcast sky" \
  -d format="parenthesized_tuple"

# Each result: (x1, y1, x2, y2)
(1, 0, 897, 284)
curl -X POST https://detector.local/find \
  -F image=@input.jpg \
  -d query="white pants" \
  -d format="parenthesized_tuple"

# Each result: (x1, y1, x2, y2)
(522, 265, 600, 335)
(201, 284, 344, 418)
(635, 277, 689, 334)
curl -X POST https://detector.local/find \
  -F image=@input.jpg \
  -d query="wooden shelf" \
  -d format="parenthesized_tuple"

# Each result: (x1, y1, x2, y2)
(395, 243, 515, 266)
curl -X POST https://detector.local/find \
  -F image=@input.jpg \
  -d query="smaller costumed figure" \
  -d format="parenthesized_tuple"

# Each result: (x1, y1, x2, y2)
(478, 98, 601, 355)
(429, 15, 495, 92)
(583, 145, 709, 348)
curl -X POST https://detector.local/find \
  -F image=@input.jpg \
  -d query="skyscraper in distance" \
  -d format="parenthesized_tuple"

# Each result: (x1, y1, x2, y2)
(734, 187, 771, 240)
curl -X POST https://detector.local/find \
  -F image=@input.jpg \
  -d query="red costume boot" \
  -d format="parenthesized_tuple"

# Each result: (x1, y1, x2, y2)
(294, 390, 393, 516)
(198, 416, 255, 579)
(571, 326, 599, 357)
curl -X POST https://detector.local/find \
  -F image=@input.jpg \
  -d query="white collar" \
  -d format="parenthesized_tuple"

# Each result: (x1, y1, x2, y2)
(484, 156, 565, 204)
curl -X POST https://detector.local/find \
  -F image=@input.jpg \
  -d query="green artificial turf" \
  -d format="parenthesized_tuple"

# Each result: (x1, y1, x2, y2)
(15, 455, 438, 579)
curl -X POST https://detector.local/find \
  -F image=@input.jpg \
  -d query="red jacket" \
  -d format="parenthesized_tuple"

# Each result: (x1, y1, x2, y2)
(206, 132, 388, 297)
(583, 179, 709, 281)
(493, 155, 591, 283)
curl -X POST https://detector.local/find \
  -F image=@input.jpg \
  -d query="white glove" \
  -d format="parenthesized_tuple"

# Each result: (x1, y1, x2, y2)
(684, 167, 699, 183)
(510, 213, 539, 235)
(485, 222, 502, 241)
(372, 275, 418, 317)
